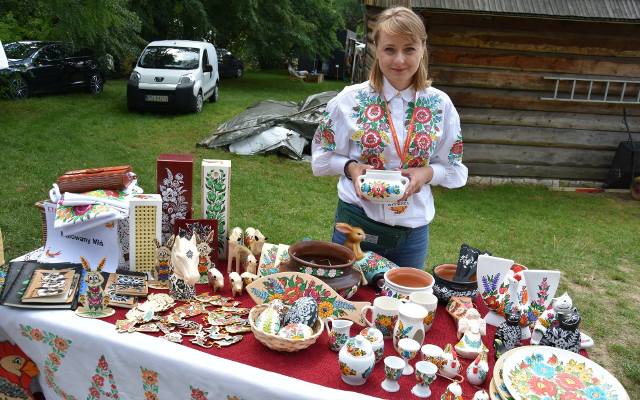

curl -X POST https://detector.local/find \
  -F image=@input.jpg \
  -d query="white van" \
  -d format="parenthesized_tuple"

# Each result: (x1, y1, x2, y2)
(127, 40, 218, 113)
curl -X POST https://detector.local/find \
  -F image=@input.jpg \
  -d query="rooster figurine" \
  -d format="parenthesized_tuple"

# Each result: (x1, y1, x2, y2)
(0, 341, 39, 400)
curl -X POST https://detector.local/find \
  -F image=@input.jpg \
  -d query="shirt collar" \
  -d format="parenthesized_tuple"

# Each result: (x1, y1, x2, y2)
(382, 77, 415, 102)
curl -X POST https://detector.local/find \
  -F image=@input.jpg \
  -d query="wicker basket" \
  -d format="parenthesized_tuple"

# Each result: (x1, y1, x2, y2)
(249, 304, 324, 352)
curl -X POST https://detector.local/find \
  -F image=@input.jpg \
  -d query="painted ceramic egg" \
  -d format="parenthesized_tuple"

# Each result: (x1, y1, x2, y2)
(277, 323, 313, 340)
(255, 307, 281, 335)
(283, 296, 318, 327)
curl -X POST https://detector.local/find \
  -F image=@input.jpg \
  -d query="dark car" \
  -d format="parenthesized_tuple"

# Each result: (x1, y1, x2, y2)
(1, 41, 105, 99)
(217, 48, 243, 79)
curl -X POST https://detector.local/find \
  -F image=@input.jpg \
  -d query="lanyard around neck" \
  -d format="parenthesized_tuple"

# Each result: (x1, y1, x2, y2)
(383, 95, 417, 167)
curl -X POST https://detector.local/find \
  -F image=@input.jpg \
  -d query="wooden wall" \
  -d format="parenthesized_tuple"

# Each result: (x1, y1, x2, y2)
(365, 9, 640, 181)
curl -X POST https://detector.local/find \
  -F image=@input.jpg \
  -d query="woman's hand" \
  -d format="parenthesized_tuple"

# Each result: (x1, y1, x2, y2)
(399, 166, 433, 201)
(347, 162, 374, 200)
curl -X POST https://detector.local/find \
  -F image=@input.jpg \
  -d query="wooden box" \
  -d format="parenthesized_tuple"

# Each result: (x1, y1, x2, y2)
(128, 194, 162, 274)
(201, 159, 231, 259)
(157, 153, 193, 242)
(304, 73, 324, 83)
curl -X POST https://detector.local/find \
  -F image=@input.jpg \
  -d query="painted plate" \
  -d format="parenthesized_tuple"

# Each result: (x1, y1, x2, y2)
(503, 346, 629, 400)
(493, 347, 522, 400)
(489, 379, 503, 400)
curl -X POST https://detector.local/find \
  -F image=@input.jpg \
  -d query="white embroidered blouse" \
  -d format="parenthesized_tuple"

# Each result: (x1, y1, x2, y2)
(311, 78, 468, 228)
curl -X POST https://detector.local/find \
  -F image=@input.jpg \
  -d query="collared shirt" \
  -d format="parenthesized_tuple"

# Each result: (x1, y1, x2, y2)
(311, 78, 468, 228)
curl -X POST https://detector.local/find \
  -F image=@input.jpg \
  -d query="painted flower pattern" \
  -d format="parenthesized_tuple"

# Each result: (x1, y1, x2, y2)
(384, 365, 402, 381)
(346, 340, 367, 357)
(204, 169, 227, 256)
(374, 314, 396, 337)
(360, 180, 401, 200)
(448, 133, 464, 165)
(190, 386, 209, 400)
(160, 168, 188, 242)
(140, 367, 159, 400)
(313, 111, 337, 151)
(404, 96, 443, 168)
(339, 361, 357, 376)
(351, 91, 390, 168)
(87, 355, 120, 400)
(258, 246, 279, 276)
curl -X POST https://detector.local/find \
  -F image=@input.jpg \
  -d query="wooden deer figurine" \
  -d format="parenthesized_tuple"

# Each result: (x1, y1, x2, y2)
(196, 231, 216, 282)
(227, 226, 244, 273)
(152, 235, 175, 289)
(75, 256, 115, 318)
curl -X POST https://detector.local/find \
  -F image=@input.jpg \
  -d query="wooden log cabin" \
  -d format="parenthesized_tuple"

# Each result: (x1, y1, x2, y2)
(362, 0, 640, 185)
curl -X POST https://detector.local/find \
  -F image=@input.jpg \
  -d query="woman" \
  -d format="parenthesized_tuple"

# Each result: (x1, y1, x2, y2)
(311, 6, 467, 268)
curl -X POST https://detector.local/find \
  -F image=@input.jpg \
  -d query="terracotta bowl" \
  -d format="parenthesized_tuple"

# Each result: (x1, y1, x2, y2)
(382, 268, 434, 300)
(431, 263, 478, 303)
(288, 240, 355, 270)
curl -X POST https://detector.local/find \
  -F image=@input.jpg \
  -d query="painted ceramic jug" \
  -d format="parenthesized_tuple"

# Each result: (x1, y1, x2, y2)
(326, 318, 353, 352)
(359, 327, 384, 363)
(338, 335, 375, 386)
(466, 349, 489, 386)
(439, 343, 461, 379)
(393, 302, 428, 352)
(357, 170, 409, 204)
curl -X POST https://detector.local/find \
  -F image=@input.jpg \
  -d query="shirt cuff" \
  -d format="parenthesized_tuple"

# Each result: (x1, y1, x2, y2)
(330, 155, 352, 176)
(429, 164, 446, 186)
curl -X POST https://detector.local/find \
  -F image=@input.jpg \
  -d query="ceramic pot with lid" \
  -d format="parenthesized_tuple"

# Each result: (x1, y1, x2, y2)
(338, 335, 375, 386)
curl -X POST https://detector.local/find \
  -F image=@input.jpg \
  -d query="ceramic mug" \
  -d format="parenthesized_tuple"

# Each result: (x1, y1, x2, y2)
(360, 296, 404, 339)
(325, 318, 353, 352)
(408, 291, 438, 332)
(357, 170, 409, 204)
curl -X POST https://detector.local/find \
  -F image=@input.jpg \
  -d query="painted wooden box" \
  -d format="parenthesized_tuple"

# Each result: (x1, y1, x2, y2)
(157, 153, 193, 242)
(128, 194, 162, 274)
(201, 159, 231, 259)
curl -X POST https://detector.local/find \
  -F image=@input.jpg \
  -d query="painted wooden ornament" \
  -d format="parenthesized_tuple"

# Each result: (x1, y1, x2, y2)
(76, 257, 115, 319)
(283, 296, 318, 327)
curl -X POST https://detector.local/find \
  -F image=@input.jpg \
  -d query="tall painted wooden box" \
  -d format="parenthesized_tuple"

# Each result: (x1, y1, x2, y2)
(157, 153, 193, 242)
(201, 159, 231, 259)
(128, 194, 162, 274)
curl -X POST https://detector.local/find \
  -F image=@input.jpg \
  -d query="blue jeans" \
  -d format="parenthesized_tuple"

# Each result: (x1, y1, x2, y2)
(331, 203, 429, 268)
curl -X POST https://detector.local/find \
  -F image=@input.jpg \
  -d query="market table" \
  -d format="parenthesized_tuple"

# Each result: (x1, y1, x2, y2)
(1, 259, 502, 400)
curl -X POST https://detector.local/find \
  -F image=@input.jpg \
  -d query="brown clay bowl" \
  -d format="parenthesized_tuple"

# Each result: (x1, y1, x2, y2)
(288, 240, 355, 269)
(432, 263, 478, 303)
(381, 268, 434, 300)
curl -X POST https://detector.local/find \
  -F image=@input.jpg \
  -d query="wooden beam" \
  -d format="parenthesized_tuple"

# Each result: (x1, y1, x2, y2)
(430, 46, 640, 77)
(464, 143, 613, 168)
(462, 123, 640, 150)
(458, 107, 640, 132)
(466, 162, 608, 180)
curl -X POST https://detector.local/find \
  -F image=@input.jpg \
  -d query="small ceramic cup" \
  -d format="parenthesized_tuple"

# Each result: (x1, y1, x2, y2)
(397, 337, 420, 375)
(325, 318, 353, 352)
(420, 344, 445, 369)
(411, 361, 438, 398)
(360, 295, 403, 338)
(409, 291, 438, 332)
(380, 356, 405, 393)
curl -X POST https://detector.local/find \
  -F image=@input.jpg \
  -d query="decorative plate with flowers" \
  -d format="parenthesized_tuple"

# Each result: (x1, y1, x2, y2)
(504, 347, 627, 400)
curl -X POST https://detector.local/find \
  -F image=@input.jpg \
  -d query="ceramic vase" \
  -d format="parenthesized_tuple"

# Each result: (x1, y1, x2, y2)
(393, 302, 428, 352)
(338, 335, 375, 386)
(466, 350, 489, 386)
(380, 356, 404, 393)
(439, 343, 461, 379)
(411, 361, 437, 398)
(359, 327, 384, 363)
(326, 318, 353, 352)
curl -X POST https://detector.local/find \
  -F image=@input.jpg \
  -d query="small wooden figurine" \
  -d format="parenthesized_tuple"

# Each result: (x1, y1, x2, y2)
(196, 231, 216, 283)
(151, 235, 175, 289)
(244, 227, 267, 258)
(229, 272, 243, 297)
(76, 257, 115, 318)
(455, 308, 488, 359)
(240, 271, 258, 287)
(228, 243, 257, 275)
(169, 235, 199, 301)
(227, 226, 244, 272)
(207, 267, 224, 293)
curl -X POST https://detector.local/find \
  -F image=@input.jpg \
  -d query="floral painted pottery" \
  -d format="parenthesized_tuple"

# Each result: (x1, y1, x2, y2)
(455, 308, 488, 359)
(380, 356, 405, 393)
(420, 344, 445, 369)
(383, 268, 434, 300)
(432, 263, 477, 303)
(361, 295, 403, 338)
(246, 272, 370, 325)
(503, 346, 629, 400)
(440, 343, 461, 379)
(539, 309, 581, 353)
(353, 252, 398, 289)
(472, 390, 490, 400)
(255, 303, 282, 335)
(283, 296, 318, 327)
(409, 291, 438, 332)
(357, 169, 409, 204)
(397, 337, 420, 375)
(412, 361, 438, 398)
(279, 262, 362, 300)
(277, 323, 313, 340)
(288, 240, 355, 270)
(326, 318, 353, 352)
(466, 350, 489, 386)
(393, 302, 428, 352)
(338, 335, 375, 386)
(440, 382, 463, 400)
(494, 309, 523, 360)
(359, 327, 384, 363)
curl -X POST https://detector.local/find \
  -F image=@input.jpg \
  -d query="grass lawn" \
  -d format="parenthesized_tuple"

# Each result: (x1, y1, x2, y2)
(1, 71, 639, 396)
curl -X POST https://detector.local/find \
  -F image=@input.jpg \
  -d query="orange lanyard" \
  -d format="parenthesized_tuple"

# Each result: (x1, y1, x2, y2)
(384, 96, 417, 167)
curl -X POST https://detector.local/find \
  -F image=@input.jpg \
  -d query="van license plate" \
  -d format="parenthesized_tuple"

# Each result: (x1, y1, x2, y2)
(145, 95, 168, 103)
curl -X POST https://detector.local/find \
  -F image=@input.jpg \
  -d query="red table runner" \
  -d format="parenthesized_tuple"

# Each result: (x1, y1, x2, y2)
(102, 271, 550, 399)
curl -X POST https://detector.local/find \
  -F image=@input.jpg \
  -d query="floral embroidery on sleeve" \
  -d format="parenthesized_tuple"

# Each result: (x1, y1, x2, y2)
(448, 133, 464, 165)
(351, 91, 391, 169)
(405, 95, 443, 168)
(313, 111, 336, 151)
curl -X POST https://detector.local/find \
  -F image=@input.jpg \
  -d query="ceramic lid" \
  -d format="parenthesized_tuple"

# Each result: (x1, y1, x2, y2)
(398, 302, 428, 320)
(344, 335, 373, 358)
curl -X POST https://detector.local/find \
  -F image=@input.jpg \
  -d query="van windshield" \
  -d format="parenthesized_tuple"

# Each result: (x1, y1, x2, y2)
(138, 46, 200, 70)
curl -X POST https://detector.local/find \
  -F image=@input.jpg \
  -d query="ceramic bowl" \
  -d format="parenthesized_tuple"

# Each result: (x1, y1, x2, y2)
(382, 268, 434, 300)
(288, 240, 355, 270)
(431, 263, 478, 303)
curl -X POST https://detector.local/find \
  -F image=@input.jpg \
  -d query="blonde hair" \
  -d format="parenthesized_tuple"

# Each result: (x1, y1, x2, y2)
(369, 6, 431, 92)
